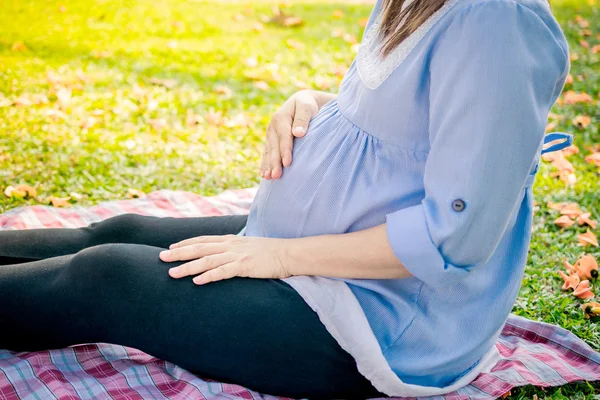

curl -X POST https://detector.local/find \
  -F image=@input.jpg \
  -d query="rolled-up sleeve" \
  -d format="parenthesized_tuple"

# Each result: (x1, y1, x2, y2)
(386, 0, 569, 290)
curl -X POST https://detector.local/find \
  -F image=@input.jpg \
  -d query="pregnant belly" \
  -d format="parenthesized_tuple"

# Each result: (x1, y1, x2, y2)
(244, 103, 426, 239)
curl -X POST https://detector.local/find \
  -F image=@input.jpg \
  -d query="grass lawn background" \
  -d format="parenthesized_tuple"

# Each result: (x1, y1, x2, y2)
(0, 0, 599, 398)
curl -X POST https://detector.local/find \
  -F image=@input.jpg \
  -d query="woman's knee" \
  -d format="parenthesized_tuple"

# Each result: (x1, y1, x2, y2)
(85, 213, 152, 245)
(68, 243, 156, 284)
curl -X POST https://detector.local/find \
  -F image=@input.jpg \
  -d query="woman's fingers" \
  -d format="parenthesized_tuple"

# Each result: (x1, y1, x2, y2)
(275, 114, 294, 170)
(193, 263, 240, 285)
(291, 96, 317, 138)
(170, 234, 234, 250)
(160, 243, 225, 262)
(169, 253, 234, 279)
(268, 118, 286, 179)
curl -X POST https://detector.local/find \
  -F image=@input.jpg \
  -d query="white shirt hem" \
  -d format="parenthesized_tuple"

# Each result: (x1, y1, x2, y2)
(282, 275, 502, 397)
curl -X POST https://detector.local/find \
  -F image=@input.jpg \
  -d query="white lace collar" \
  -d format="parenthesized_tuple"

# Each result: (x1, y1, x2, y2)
(356, 0, 462, 90)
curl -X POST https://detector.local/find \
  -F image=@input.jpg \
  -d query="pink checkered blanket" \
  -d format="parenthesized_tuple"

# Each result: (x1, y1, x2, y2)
(1, 189, 599, 399)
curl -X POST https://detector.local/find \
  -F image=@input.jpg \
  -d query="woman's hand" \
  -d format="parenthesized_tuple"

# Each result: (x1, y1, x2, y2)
(261, 90, 336, 180)
(160, 235, 292, 285)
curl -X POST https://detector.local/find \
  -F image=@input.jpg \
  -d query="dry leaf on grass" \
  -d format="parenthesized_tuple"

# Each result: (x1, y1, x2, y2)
(254, 81, 270, 91)
(576, 212, 597, 229)
(127, 189, 146, 199)
(4, 184, 37, 199)
(562, 90, 593, 104)
(49, 196, 72, 207)
(581, 301, 600, 318)
(554, 215, 575, 228)
(149, 77, 178, 89)
(573, 280, 595, 299)
(578, 230, 599, 247)
(573, 115, 592, 129)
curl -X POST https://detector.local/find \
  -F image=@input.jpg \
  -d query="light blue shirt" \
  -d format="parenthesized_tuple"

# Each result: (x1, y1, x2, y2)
(240, 0, 571, 395)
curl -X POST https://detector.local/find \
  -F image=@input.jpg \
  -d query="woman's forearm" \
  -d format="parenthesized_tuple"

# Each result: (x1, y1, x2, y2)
(285, 223, 412, 280)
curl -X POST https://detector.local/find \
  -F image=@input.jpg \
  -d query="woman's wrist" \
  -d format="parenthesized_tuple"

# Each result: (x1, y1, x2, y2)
(305, 90, 337, 109)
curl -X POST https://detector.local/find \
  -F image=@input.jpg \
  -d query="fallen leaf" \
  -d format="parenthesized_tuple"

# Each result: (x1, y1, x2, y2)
(167, 40, 178, 49)
(563, 91, 593, 105)
(13, 95, 32, 107)
(584, 152, 600, 167)
(565, 74, 574, 85)
(91, 49, 110, 59)
(576, 212, 597, 229)
(4, 186, 25, 198)
(80, 116, 96, 130)
(359, 17, 369, 28)
(127, 189, 146, 199)
(149, 77, 178, 89)
(592, 44, 600, 54)
(58, 4, 67, 12)
(573, 280, 595, 299)
(70, 192, 84, 200)
(573, 115, 592, 129)
(331, 28, 344, 38)
(252, 22, 265, 32)
(575, 254, 599, 280)
(575, 15, 590, 28)
(343, 33, 357, 44)
(554, 215, 575, 228)
(565, 259, 578, 275)
(233, 13, 244, 21)
(148, 118, 167, 130)
(580, 28, 592, 36)
(559, 202, 582, 218)
(578, 230, 599, 247)
(205, 111, 223, 126)
(581, 301, 600, 318)
(55, 87, 72, 109)
(314, 76, 331, 90)
(332, 64, 349, 79)
(254, 81, 270, 91)
(11, 41, 27, 51)
(333, 10, 344, 19)
(224, 113, 252, 128)
(268, 6, 304, 27)
(562, 145, 579, 157)
(559, 270, 580, 290)
(580, 40, 590, 48)
(213, 85, 233, 96)
(49, 196, 72, 208)
(285, 38, 304, 49)
(185, 111, 204, 127)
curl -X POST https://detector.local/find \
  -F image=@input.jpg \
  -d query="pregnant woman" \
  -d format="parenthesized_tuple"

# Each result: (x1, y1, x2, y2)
(0, 0, 572, 397)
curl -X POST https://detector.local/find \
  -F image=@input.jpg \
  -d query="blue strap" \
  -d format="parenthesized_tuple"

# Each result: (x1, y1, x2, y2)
(541, 132, 573, 154)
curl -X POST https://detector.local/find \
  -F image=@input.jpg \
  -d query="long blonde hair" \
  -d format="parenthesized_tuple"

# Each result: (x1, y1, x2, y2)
(379, 0, 447, 56)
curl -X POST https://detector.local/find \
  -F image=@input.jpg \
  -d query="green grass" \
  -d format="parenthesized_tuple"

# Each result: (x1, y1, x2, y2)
(0, 0, 599, 397)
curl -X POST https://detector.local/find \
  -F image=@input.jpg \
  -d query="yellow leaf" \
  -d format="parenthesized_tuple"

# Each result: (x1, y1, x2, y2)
(49, 196, 72, 208)
(333, 10, 344, 19)
(11, 41, 27, 51)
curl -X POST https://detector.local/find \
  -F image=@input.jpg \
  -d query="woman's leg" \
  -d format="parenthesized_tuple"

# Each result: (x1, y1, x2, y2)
(0, 213, 248, 264)
(0, 243, 383, 399)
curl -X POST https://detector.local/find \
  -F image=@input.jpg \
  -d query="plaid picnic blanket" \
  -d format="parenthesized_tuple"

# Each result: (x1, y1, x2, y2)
(1, 188, 599, 400)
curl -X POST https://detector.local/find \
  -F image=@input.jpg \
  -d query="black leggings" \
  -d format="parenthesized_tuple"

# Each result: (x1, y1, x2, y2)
(0, 214, 383, 399)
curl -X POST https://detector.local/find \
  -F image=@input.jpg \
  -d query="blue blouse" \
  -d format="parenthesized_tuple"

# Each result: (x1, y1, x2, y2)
(239, 0, 571, 396)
